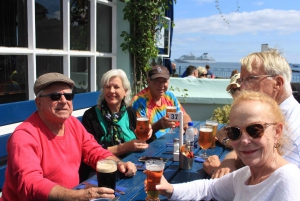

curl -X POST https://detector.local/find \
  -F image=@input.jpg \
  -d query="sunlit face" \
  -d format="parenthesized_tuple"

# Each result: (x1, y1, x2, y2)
(240, 61, 276, 98)
(229, 100, 281, 168)
(103, 76, 126, 109)
(148, 77, 169, 98)
(36, 83, 73, 123)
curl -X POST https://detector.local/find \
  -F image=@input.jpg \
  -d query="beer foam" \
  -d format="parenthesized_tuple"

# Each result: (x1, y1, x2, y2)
(207, 122, 218, 126)
(96, 161, 117, 173)
(200, 127, 213, 132)
(146, 164, 164, 171)
(137, 117, 149, 121)
(166, 106, 176, 109)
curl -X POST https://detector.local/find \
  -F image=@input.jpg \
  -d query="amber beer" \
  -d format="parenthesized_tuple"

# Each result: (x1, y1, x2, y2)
(136, 117, 149, 141)
(96, 159, 117, 190)
(145, 160, 165, 201)
(206, 120, 218, 148)
(166, 106, 177, 118)
(199, 126, 213, 150)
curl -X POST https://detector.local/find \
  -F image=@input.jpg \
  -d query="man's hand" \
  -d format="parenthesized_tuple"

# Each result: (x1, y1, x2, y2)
(203, 155, 221, 176)
(117, 161, 137, 177)
(159, 116, 176, 129)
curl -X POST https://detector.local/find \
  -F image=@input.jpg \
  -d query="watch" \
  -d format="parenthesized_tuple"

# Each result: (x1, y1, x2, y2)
(222, 137, 229, 147)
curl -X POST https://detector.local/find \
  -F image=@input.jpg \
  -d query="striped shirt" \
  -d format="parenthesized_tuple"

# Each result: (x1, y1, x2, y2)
(280, 95, 300, 167)
(131, 87, 186, 138)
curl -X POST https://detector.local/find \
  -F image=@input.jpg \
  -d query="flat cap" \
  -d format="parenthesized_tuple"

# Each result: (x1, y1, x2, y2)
(148, 65, 170, 80)
(34, 72, 75, 95)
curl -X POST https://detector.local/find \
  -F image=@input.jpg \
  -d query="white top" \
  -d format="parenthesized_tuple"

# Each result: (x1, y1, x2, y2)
(184, 75, 197, 79)
(279, 95, 300, 167)
(170, 164, 300, 201)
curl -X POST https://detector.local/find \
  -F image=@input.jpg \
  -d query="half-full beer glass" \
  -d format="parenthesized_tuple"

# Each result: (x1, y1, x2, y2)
(206, 119, 218, 148)
(136, 117, 149, 141)
(145, 160, 165, 201)
(198, 125, 213, 158)
(166, 106, 177, 134)
(96, 159, 117, 190)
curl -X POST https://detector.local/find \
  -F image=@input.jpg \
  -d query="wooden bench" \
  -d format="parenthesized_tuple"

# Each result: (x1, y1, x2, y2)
(0, 91, 100, 191)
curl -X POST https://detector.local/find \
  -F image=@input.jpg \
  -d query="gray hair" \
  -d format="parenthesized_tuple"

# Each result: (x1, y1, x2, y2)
(97, 69, 131, 106)
(240, 49, 292, 94)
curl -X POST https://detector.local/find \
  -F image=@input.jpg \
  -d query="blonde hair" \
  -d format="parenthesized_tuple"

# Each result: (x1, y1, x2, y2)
(240, 49, 292, 94)
(231, 90, 287, 154)
(98, 69, 131, 106)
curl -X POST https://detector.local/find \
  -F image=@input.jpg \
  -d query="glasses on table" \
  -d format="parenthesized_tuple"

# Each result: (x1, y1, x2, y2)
(198, 125, 213, 159)
(224, 122, 277, 140)
(236, 74, 277, 86)
(39, 92, 74, 101)
(166, 106, 177, 134)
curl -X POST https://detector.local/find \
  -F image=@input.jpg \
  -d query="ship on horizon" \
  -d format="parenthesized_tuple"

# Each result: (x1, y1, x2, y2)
(174, 53, 216, 63)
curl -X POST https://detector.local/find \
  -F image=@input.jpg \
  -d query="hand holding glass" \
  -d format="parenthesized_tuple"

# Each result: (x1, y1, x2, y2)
(145, 160, 165, 201)
(136, 117, 150, 141)
(166, 106, 177, 134)
(96, 159, 117, 190)
(198, 125, 213, 158)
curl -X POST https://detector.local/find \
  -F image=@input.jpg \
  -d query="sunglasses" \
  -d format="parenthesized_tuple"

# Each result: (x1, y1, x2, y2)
(39, 92, 74, 101)
(228, 87, 240, 95)
(224, 122, 277, 141)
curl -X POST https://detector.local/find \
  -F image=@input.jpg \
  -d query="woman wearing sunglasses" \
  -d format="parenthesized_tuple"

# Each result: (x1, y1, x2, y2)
(79, 69, 152, 181)
(155, 90, 300, 200)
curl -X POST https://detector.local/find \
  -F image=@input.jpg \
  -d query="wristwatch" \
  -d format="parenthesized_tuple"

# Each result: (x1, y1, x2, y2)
(222, 137, 229, 147)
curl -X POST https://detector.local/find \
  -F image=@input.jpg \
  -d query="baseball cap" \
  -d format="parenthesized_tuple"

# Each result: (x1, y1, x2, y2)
(34, 72, 75, 95)
(148, 65, 170, 80)
(226, 73, 240, 91)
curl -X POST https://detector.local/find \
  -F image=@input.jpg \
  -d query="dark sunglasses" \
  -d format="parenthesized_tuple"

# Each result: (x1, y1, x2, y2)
(224, 122, 277, 141)
(39, 93, 74, 101)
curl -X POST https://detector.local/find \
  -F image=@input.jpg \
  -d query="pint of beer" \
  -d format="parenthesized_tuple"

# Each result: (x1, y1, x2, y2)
(206, 120, 218, 148)
(145, 160, 165, 201)
(136, 117, 149, 141)
(198, 126, 213, 158)
(96, 159, 117, 190)
(166, 106, 177, 119)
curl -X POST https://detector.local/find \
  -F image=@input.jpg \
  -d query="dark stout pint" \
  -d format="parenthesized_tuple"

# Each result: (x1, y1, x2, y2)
(96, 159, 117, 190)
(136, 117, 149, 141)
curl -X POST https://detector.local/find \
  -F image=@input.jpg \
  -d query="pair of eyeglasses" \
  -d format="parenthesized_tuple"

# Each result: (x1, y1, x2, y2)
(150, 79, 168, 85)
(236, 74, 277, 85)
(200, 74, 207, 77)
(224, 122, 277, 140)
(39, 93, 74, 101)
(228, 87, 240, 95)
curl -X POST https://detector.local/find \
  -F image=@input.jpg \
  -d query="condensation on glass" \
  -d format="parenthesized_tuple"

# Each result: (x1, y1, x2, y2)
(96, 3, 112, 53)
(0, 0, 28, 47)
(71, 57, 90, 94)
(35, 0, 63, 49)
(70, 0, 90, 51)
(36, 56, 63, 78)
(96, 58, 112, 90)
(0, 55, 28, 104)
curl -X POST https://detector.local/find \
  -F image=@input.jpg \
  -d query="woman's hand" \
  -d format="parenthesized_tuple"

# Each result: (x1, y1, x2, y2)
(155, 175, 174, 199)
(117, 161, 137, 177)
(126, 139, 149, 152)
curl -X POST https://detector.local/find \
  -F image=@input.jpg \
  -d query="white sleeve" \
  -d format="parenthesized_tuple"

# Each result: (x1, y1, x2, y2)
(170, 173, 235, 201)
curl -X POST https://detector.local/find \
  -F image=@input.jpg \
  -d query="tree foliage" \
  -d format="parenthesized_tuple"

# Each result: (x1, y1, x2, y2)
(120, 0, 174, 94)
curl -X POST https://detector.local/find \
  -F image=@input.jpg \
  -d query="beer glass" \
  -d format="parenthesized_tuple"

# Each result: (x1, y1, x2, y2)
(205, 119, 218, 148)
(145, 160, 165, 201)
(136, 117, 149, 141)
(166, 106, 177, 134)
(96, 159, 117, 190)
(198, 125, 213, 158)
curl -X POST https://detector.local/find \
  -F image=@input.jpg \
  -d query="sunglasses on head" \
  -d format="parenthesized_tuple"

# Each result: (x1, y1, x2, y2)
(39, 92, 74, 101)
(224, 122, 277, 141)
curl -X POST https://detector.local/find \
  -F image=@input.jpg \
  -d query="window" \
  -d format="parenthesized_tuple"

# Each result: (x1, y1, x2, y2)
(0, 0, 116, 104)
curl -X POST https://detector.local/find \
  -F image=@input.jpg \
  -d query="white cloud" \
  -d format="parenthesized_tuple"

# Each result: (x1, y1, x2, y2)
(174, 9, 300, 35)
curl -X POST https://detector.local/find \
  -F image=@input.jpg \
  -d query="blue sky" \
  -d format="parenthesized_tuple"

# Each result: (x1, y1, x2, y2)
(171, 0, 300, 63)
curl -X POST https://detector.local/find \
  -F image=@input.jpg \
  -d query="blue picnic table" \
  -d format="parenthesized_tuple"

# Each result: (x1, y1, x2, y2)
(75, 121, 231, 201)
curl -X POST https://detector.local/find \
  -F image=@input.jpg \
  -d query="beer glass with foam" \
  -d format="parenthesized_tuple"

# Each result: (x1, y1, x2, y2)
(145, 160, 165, 201)
(205, 119, 218, 148)
(198, 125, 213, 158)
(136, 117, 149, 141)
(166, 106, 177, 134)
(96, 159, 117, 190)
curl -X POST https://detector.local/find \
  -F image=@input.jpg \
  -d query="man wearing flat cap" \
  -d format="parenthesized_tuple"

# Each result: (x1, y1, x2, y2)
(131, 65, 192, 140)
(1, 72, 137, 201)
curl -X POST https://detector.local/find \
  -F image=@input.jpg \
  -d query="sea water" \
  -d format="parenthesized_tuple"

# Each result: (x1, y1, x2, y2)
(173, 61, 300, 83)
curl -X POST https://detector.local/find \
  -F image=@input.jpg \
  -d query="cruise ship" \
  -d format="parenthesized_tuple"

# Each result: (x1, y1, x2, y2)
(175, 53, 216, 63)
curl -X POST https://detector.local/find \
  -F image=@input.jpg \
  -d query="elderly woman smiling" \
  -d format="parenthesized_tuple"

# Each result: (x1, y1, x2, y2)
(79, 69, 152, 181)
(155, 91, 300, 200)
